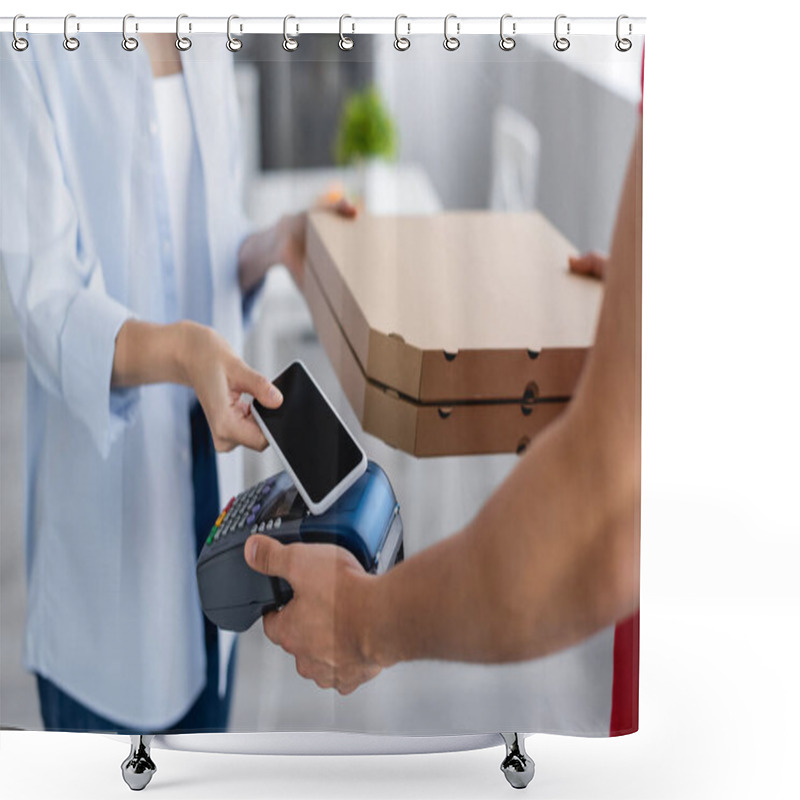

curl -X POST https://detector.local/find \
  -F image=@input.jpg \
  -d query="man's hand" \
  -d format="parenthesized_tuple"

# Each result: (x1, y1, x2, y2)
(568, 251, 607, 280)
(244, 534, 382, 694)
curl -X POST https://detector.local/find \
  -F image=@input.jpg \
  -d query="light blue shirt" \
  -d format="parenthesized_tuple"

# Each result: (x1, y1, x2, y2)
(0, 35, 259, 729)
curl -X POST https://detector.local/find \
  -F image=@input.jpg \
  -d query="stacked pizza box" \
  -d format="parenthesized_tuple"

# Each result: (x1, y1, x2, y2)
(304, 211, 603, 457)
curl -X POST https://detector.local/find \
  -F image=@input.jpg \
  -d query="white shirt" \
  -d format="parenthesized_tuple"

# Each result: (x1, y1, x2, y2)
(153, 73, 197, 324)
(0, 35, 258, 729)
(152, 71, 212, 426)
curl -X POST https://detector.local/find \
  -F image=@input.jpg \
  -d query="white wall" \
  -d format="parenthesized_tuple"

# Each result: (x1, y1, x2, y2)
(375, 34, 641, 252)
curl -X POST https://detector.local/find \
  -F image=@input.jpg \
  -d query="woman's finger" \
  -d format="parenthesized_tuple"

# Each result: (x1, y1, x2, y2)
(233, 361, 283, 409)
(333, 197, 358, 218)
(220, 409, 268, 451)
(314, 194, 358, 218)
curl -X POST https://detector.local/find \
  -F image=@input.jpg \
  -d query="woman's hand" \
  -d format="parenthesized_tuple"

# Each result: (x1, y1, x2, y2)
(244, 534, 382, 695)
(238, 196, 357, 295)
(569, 251, 607, 280)
(112, 319, 282, 452)
(276, 197, 358, 290)
(176, 322, 282, 452)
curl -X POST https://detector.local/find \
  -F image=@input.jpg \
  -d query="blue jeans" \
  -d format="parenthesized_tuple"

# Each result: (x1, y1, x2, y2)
(36, 400, 237, 733)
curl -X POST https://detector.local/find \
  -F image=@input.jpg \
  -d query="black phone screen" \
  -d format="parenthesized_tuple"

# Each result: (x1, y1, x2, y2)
(252, 362, 364, 505)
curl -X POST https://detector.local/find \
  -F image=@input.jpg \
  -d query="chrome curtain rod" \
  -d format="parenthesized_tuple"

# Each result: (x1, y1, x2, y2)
(0, 15, 646, 37)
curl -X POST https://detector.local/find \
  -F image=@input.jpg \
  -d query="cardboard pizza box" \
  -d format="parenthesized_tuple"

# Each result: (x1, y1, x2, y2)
(305, 211, 603, 404)
(305, 265, 568, 457)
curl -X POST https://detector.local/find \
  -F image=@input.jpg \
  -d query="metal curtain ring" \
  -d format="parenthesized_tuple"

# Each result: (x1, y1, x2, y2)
(443, 14, 460, 51)
(12, 14, 28, 51)
(283, 15, 298, 51)
(175, 14, 192, 51)
(553, 14, 570, 52)
(122, 14, 138, 51)
(394, 15, 410, 51)
(615, 14, 632, 52)
(227, 15, 243, 52)
(339, 14, 354, 51)
(63, 13, 80, 51)
(499, 14, 516, 51)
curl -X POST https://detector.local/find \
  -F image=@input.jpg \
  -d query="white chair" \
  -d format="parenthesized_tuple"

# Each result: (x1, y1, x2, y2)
(489, 105, 541, 211)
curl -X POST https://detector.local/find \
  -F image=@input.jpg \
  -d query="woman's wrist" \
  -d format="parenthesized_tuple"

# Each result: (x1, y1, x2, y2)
(113, 319, 192, 388)
(238, 226, 285, 294)
(170, 320, 230, 392)
(269, 214, 302, 286)
(167, 320, 199, 387)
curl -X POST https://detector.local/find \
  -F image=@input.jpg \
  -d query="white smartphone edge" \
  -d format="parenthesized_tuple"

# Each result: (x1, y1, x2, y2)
(250, 360, 367, 516)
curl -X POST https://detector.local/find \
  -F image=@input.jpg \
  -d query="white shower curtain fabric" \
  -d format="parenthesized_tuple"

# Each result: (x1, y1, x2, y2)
(0, 30, 641, 738)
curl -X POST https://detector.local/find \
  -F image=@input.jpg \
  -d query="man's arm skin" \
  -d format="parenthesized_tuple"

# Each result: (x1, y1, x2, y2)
(245, 122, 642, 693)
(368, 121, 642, 667)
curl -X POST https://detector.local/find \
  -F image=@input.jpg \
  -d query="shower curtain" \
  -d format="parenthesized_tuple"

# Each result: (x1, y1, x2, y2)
(0, 23, 642, 745)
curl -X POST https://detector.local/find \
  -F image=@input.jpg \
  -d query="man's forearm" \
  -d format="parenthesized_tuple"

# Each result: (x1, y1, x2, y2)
(356, 123, 643, 670)
(360, 406, 638, 668)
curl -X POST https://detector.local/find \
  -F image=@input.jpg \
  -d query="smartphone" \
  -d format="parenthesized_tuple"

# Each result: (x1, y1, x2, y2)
(250, 361, 367, 515)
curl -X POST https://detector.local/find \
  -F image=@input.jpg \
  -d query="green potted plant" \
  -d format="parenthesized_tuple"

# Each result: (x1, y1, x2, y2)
(334, 86, 398, 206)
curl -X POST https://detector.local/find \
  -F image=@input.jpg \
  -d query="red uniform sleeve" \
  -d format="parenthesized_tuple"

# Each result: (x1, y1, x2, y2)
(640, 47, 644, 114)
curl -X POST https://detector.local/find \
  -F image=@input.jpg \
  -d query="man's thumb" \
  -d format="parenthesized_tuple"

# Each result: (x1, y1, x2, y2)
(245, 534, 291, 579)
